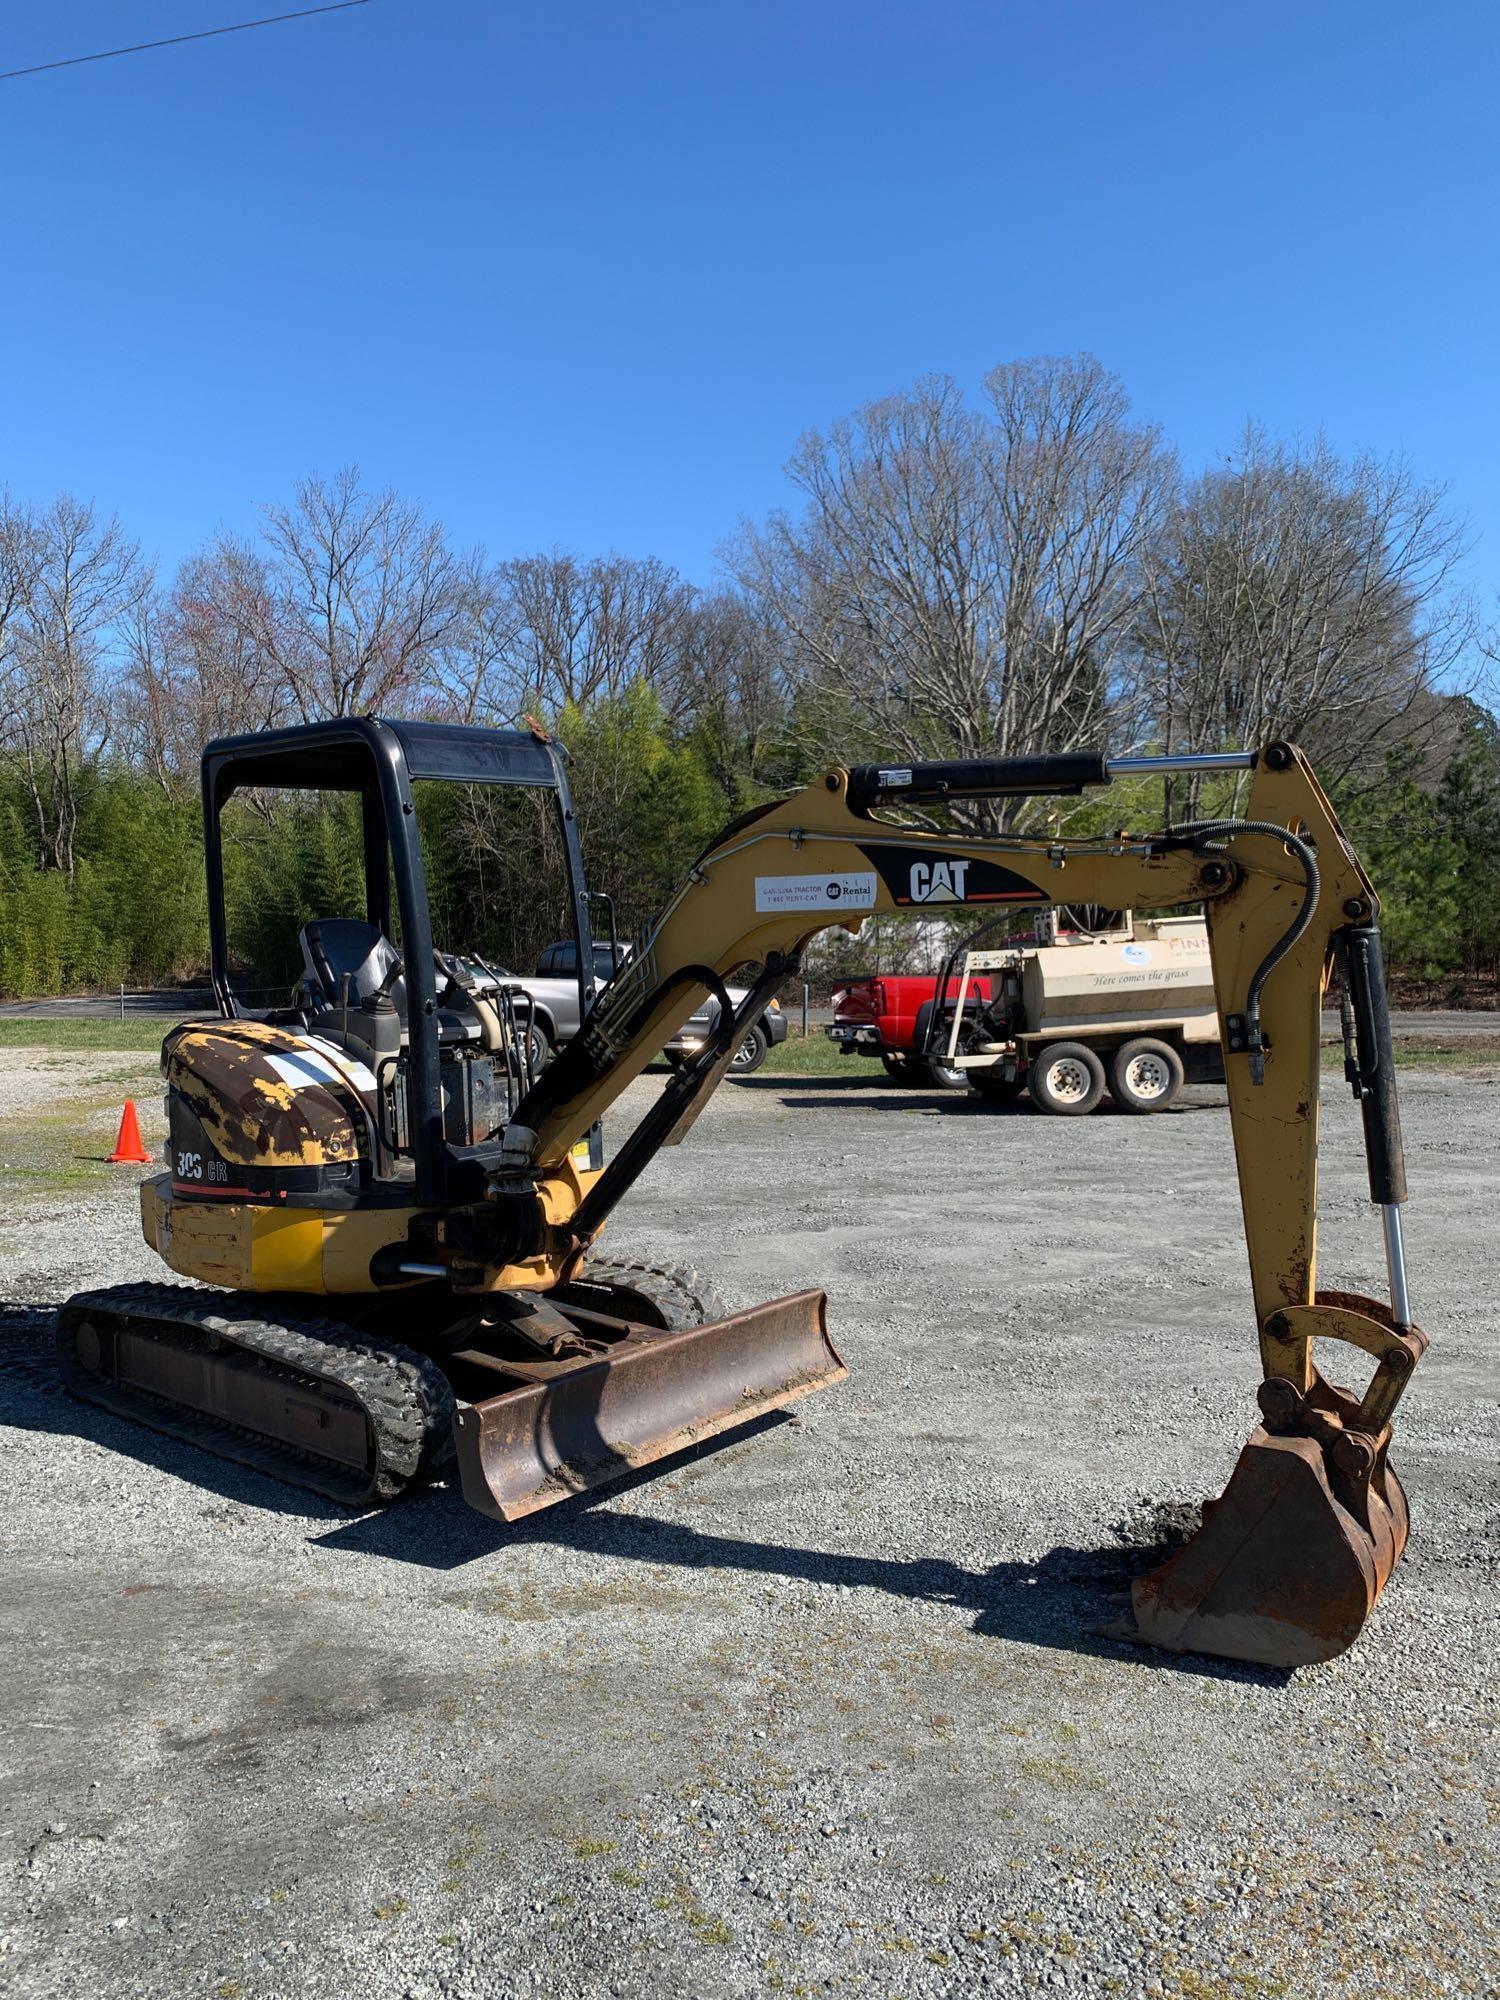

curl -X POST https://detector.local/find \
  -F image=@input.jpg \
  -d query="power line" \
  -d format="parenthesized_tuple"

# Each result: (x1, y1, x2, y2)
(0, 2, 374, 83)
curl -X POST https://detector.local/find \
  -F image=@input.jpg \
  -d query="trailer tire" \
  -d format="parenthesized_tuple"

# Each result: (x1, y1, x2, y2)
(524, 1020, 551, 1076)
(1028, 1041, 1106, 1116)
(1108, 1037, 1184, 1113)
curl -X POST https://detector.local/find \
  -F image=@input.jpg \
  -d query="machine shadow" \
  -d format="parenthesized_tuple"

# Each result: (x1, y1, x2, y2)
(7, 1301, 1280, 1685)
(313, 1436, 1287, 1687)
(732, 1075, 1221, 1116)
(756, 1093, 1212, 1118)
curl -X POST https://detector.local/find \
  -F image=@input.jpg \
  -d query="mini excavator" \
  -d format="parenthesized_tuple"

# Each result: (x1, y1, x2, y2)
(58, 719, 1425, 1669)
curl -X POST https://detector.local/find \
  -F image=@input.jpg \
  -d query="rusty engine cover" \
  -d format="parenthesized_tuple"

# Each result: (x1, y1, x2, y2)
(162, 1021, 373, 1192)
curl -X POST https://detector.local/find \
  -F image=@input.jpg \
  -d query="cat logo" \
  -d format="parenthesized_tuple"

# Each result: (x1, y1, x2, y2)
(909, 859, 970, 903)
(862, 845, 1038, 907)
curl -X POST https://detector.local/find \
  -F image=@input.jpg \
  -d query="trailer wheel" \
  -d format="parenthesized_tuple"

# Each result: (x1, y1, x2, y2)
(1028, 1041, 1106, 1116)
(912, 1002, 967, 1090)
(1108, 1038, 1184, 1113)
(524, 1020, 551, 1076)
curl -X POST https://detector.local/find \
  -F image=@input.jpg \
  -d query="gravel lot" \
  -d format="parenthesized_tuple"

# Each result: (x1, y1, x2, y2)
(1, 1047, 1496, 2000)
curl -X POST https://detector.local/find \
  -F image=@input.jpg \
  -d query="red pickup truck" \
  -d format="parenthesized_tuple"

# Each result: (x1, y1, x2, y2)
(827, 973, 994, 1088)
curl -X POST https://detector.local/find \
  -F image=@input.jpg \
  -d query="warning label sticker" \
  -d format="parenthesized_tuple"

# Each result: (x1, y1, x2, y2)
(755, 870, 878, 914)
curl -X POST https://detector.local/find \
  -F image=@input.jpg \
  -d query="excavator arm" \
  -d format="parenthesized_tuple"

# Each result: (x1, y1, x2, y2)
(463, 741, 1422, 1666)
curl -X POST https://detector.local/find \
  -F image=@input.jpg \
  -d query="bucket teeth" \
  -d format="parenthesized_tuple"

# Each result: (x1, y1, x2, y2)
(451, 1289, 845, 1522)
(1114, 1425, 1410, 1670)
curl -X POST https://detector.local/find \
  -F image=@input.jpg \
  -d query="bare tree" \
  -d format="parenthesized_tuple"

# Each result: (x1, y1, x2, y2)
(1132, 427, 1473, 814)
(119, 541, 289, 789)
(676, 588, 788, 806)
(427, 550, 526, 725)
(0, 495, 43, 744)
(255, 468, 459, 720)
(731, 356, 1173, 827)
(3, 496, 146, 872)
(495, 551, 698, 720)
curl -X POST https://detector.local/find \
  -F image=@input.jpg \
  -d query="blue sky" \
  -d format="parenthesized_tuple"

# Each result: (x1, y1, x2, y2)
(2, 1, 1496, 614)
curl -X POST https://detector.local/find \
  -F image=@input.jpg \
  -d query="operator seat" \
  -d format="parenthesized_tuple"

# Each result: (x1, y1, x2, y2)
(295, 920, 478, 1057)
(298, 919, 405, 1012)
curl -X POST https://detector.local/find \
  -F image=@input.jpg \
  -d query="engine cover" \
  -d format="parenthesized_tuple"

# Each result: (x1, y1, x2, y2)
(162, 1020, 371, 1205)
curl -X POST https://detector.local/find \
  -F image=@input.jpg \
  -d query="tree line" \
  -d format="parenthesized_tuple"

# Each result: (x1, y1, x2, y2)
(1, 352, 1496, 999)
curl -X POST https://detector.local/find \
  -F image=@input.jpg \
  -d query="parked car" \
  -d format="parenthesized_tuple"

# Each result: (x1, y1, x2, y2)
(528, 940, 787, 1075)
(826, 972, 993, 1089)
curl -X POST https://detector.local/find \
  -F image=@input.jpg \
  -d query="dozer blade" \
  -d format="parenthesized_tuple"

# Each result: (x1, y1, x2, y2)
(451, 1289, 846, 1522)
(1115, 1424, 1411, 1670)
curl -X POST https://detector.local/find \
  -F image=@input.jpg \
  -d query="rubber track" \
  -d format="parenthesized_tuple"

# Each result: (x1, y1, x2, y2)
(563, 1254, 728, 1331)
(55, 1282, 455, 1508)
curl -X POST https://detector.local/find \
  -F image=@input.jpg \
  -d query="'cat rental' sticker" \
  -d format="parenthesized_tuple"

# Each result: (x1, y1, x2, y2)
(754, 871, 878, 913)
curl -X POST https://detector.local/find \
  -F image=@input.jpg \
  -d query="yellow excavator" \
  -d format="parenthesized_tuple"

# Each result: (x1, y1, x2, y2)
(58, 719, 1424, 1670)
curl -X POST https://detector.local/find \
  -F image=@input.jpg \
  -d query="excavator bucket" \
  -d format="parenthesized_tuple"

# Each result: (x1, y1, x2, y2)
(1115, 1420, 1411, 1670)
(451, 1289, 846, 1522)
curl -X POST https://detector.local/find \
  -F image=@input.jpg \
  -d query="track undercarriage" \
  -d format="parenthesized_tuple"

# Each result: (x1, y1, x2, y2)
(56, 1259, 845, 1520)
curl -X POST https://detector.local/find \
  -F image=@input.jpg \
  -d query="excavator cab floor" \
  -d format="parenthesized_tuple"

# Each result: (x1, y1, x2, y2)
(450, 1289, 846, 1521)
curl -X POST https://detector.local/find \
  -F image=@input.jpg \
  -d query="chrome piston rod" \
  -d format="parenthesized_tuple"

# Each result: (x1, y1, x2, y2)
(1381, 1204, 1413, 1331)
(1105, 751, 1258, 777)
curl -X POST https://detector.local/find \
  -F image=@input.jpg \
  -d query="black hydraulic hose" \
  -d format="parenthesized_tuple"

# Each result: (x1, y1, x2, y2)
(1170, 819, 1321, 1081)
(569, 966, 748, 1237)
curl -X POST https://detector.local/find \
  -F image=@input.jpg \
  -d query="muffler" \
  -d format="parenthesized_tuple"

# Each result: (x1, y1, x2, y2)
(451, 1289, 846, 1521)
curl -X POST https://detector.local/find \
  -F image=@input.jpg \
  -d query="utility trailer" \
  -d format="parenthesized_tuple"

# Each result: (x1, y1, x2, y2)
(929, 911, 1225, 1113)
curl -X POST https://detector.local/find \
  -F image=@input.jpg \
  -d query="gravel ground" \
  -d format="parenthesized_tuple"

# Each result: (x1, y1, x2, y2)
(1, 1051, 1496, 2000)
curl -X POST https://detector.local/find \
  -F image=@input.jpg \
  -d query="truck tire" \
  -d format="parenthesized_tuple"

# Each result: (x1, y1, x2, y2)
(1108, 1037, 1184, 1113)
(912, 1001, 967, 1090)
(881, 1053, 913, 1080)
(730, 1020, 769, 1075)
(1028, 1041, 1106, 1116)
(524, 1020, 551, 1075)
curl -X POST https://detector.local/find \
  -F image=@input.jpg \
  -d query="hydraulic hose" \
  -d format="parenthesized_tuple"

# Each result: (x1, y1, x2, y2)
(1171, 819, 1322, 1082)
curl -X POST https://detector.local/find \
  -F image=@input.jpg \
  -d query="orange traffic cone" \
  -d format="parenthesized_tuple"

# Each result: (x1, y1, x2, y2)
(107, 1100, 152, 1166)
